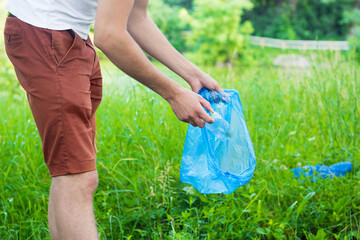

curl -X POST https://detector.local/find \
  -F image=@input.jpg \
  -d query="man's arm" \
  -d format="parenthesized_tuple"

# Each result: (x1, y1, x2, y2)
(127, 0, 223, 93)
(94, 0, 213, 128)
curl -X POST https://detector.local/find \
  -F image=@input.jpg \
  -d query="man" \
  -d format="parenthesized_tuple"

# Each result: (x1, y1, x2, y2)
(4, 0, 224, 239)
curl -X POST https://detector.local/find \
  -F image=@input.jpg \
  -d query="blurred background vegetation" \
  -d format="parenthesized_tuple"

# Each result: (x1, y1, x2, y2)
(148, 0, 360, 64)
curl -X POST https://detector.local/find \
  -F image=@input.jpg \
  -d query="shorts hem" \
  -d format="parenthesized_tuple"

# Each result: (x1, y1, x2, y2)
(49, 159, 97, 177)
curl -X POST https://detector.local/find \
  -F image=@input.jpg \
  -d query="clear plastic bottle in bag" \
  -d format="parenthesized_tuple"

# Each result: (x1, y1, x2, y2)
(205, 111, 232, 140)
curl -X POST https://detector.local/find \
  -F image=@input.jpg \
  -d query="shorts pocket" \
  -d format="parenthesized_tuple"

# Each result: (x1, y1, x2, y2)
(4, 33, 24, 49)
(51, 30, 76, 66)
(4, 17, 24, 51)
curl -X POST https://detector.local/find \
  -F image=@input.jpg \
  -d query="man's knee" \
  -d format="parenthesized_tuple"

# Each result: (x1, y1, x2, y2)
(52, 170, 99, 200)
(81, 171, 99, 195)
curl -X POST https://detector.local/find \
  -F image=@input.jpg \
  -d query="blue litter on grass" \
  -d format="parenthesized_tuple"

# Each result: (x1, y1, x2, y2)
(180, 88, 256, 194)
(291, 161, 352, 181)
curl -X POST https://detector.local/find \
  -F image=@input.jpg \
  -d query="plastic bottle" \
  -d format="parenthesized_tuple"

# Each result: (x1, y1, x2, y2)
(205, 111, 232, 140)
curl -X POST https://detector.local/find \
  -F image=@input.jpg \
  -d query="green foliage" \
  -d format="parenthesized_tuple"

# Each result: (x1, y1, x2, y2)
(342, 8, 360, 26)
(163, 0, 193, 10)
(1, 50, 360, 239)
(243, 0, 356, 40)
(148, 0, 188, 51)
(182, 0, 254, 65)
(343, 6, 360, 60)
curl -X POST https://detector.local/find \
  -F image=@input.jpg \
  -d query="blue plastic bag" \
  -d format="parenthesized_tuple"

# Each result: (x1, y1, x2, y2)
(291, 161, 352, 181)
(180, 88, 256, 194)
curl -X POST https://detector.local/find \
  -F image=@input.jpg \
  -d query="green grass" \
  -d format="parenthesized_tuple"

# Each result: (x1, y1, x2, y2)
(0, 38, 359, 239)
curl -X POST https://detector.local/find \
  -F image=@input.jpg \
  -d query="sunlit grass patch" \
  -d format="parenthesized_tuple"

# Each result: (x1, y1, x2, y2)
(0, 49, 359, 239)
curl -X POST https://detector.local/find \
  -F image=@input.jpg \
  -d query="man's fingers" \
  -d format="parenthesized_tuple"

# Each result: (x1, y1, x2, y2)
(199, 97, 213, 113)
(214, 84, 225, 93)
(193, 118, 205, 128)
(199, 110, 214, 124)
(189, 120, 197, 128)
(213, 83, 231, 96)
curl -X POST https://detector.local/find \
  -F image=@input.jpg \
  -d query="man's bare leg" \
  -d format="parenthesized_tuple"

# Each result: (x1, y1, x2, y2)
(48, 170, 99, 240)
(48, 184, 58, 239)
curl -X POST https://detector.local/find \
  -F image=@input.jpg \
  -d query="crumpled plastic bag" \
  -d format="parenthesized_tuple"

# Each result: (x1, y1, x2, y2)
(180, 88, 256, 194)
(291, 161, 352, 182)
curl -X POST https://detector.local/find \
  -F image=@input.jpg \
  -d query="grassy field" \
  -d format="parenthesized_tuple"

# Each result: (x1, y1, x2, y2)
(1, 3, 360, 237)
(1, 36, 359, 240)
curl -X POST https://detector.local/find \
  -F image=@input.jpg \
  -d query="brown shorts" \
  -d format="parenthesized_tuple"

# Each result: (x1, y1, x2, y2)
(4, 16, 103, 177)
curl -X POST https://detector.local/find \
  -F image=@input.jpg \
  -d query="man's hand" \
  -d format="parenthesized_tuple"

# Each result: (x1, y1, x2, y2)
(167, 88, 214, 128)
(187, 71, 225, 93)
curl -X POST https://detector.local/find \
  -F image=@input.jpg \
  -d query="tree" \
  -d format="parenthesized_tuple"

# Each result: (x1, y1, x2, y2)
(182, 0, 253, 65)
(164, 0, 193, 10)
(242, 0, 355, 40)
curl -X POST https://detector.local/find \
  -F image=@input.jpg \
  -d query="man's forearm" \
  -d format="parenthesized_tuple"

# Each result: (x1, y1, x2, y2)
(94, 30, 182, 101)
(127, 15, 201, 86)
(94, 0, 217, 128)
(94, 0, 184, 101)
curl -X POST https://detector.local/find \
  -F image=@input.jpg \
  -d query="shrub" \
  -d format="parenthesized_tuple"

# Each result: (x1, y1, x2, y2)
(242, 0, 356, 41)
(164, 0, 193, 10)
(343, 7, 360, 61)
(148, 0, 188, 52)
(181, 0, 254, 65)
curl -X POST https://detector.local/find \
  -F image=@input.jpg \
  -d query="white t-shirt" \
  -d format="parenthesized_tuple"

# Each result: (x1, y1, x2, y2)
(6, 0, 98, 40)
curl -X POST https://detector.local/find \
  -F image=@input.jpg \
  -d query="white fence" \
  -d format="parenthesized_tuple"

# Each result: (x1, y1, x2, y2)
(249, 36, 350, 51)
